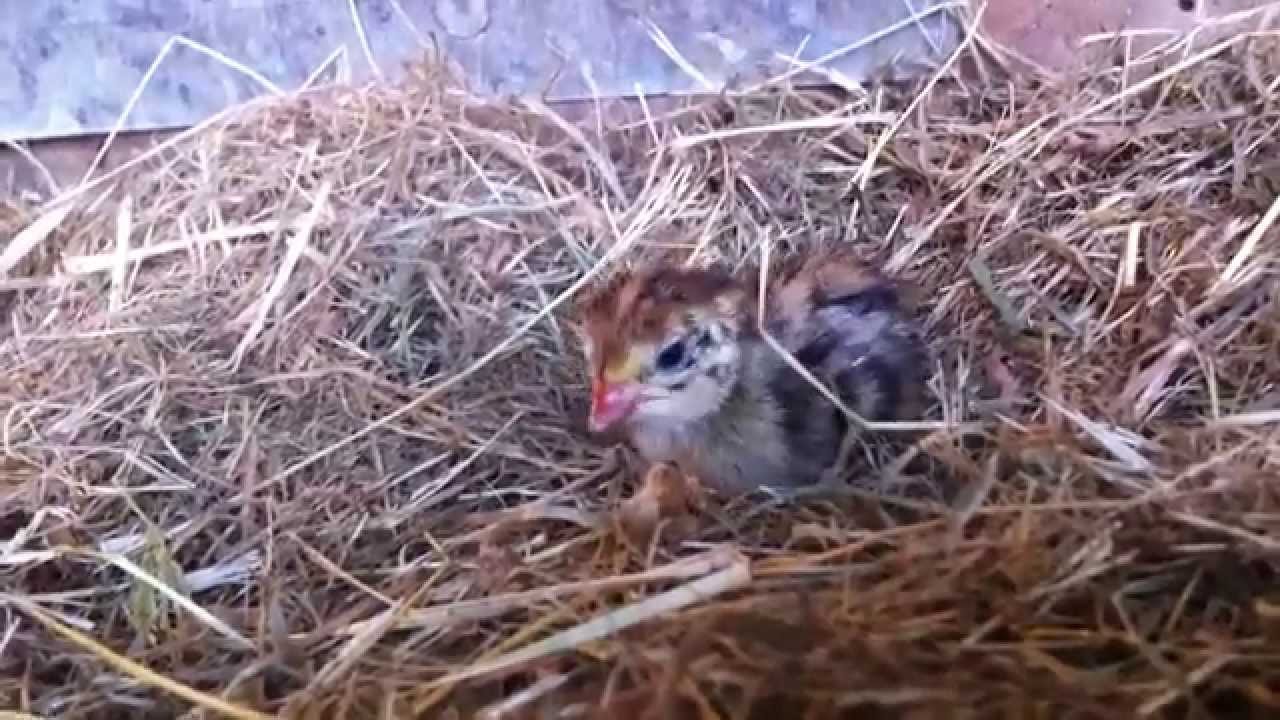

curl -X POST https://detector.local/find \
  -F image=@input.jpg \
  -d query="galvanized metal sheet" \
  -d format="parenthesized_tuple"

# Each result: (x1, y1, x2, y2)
(1, 0, 959, 143)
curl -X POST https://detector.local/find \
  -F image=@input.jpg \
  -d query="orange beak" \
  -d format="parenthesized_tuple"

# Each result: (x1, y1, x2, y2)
(588, 379, 641, 434)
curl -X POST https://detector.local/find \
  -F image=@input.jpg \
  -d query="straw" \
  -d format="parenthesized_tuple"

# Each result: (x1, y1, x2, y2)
(3, 10, 1280, 717)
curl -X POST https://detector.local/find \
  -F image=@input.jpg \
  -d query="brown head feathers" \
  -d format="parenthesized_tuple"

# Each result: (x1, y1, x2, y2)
(573, 263, 746, 363)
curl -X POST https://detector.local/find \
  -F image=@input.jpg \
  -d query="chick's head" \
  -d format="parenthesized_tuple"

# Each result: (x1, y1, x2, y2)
(572, 264, 748, 435)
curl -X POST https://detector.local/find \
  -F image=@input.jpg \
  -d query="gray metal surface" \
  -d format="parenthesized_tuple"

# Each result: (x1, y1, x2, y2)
(1, 1, 958, 143)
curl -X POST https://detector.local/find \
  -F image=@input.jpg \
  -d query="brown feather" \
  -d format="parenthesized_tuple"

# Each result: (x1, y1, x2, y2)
(573, 263, 743, 374)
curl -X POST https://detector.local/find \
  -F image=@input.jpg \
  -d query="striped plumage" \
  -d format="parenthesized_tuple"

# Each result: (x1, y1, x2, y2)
(572, 249, 929, 495)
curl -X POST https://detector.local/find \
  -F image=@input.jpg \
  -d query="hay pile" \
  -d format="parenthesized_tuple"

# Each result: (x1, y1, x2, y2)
(3, 15, 1280, 720)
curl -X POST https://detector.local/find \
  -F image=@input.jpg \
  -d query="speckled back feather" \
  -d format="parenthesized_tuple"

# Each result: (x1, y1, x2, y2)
(753, 245, 931, 423)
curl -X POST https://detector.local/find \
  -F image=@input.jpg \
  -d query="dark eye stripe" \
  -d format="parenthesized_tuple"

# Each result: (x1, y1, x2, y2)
(821, 285, 898, 314)
(655, 341, 688, 371)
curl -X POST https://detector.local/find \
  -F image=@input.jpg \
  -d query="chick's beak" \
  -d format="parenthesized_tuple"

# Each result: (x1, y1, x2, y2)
(588, 380, 641, 434)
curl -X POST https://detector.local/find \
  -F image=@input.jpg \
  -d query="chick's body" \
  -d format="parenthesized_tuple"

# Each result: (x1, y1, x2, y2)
(573, 250, 928, 495)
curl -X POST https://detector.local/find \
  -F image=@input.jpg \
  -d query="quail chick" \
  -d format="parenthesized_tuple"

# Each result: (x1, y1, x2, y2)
(571, 248, 930, 495)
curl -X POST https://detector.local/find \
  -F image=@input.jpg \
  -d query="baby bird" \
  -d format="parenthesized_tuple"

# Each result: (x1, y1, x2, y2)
(571, 248, 930, 495)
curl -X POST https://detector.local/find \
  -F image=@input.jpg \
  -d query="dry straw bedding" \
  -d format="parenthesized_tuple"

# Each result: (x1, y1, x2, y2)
(2, 17, 1280, 720)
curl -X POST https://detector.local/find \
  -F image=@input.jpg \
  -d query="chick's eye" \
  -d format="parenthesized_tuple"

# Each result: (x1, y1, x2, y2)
(654, 340, 687, 371)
